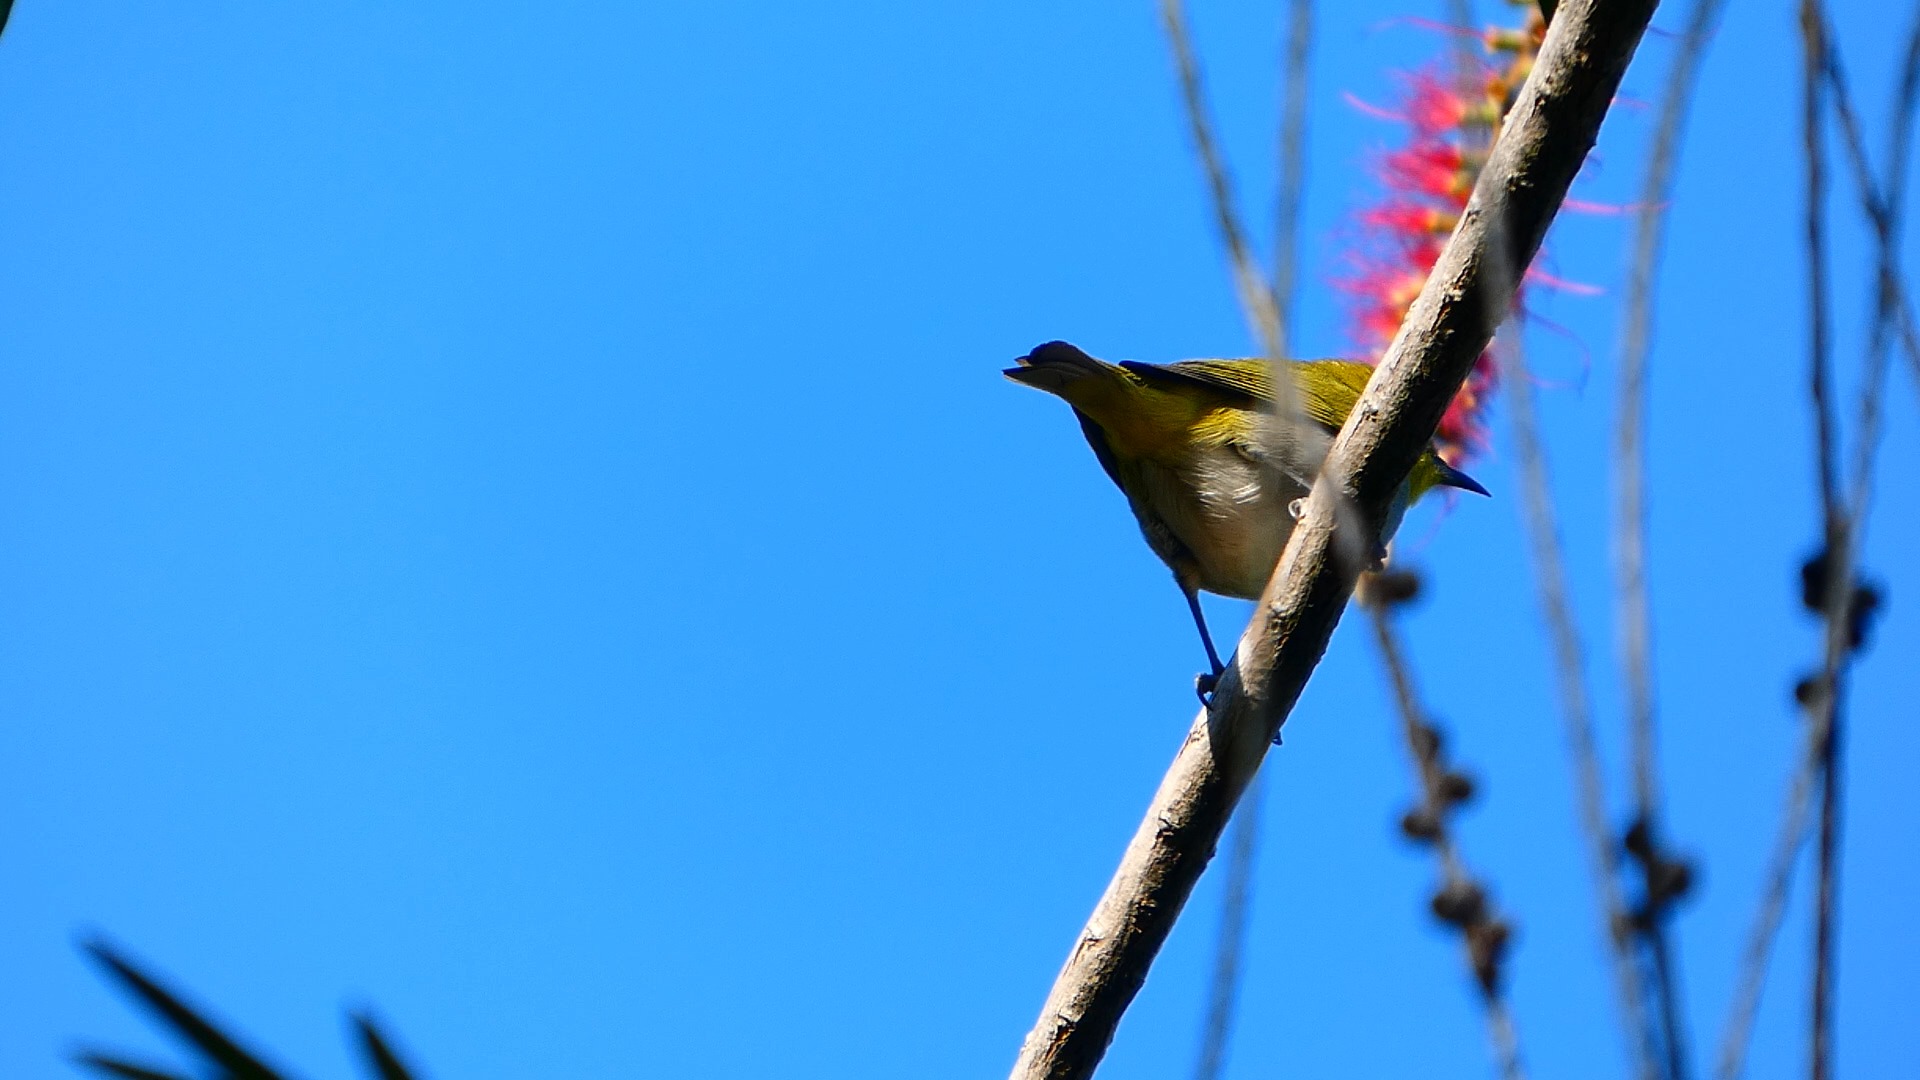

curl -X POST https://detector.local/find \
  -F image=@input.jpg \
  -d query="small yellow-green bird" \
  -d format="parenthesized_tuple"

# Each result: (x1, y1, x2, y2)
(1005, 340, 1487, 696)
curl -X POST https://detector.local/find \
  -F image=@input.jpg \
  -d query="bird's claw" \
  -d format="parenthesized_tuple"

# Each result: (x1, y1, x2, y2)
(1195, 670, 1219, 704)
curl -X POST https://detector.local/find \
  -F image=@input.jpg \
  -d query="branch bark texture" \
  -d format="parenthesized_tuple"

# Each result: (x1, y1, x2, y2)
(1008, 2, 1660, 1077)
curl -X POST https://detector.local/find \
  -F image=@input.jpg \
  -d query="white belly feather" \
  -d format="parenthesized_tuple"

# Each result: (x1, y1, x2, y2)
(1135, 444, 1308, 600)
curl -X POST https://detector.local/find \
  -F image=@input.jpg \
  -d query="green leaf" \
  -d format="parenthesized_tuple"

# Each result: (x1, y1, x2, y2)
(350, 1013, 418, 1080)
(82, 939, 286, 1080)
(71, 1049, 193, 1080)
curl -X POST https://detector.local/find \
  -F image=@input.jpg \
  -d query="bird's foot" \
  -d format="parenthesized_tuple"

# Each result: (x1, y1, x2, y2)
(1194, 670, 1218, 705)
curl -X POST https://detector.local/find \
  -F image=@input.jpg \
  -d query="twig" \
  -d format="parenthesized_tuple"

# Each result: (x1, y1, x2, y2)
(1447, 0, 1488, 157)
(1809, 683, 1843, 1080)
(1711, 10, 1915, 1076)
(1818, 10, 1920, 524)
(1192, 772, 1262, 1080)
(1646, 929, 1689, 1080)
(1900, 7, 1920, 413)
(1713, 723, 1824, 1080)
(1364, 578, 1526, 1080)
(1805, 21, 1920, 1077)
(1803, 6, 1839, 533)
(1160, 0, 1293, 402)
(1819, 60, 1920, 414)
(1796, 8, 1845, 1078)
(1791, 4, 1901, 1076)
(1848, 14, 1920, 521)
(1007, 2, 1658, 1074)
(1502, 332, 1659, 1079)
(1271, 0, 1314, 331)
(1614, 0, 1727, 1074)
(1617, 0, 1724, 907)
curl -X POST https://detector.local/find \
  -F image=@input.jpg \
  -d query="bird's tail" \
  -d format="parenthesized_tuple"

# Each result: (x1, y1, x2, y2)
(1002, 341, 1117, 396)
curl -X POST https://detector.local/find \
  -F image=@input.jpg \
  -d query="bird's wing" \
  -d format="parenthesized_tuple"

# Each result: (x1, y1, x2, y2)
(1290, 359, 1376, 431)
(1117, 358, 1270, 408)
(1120, 357, 1378, 434)
(1069, 407, 1126, 490)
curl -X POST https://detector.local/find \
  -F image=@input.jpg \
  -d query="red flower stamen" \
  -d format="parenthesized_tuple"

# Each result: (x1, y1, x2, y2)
(1338, 4, 1562, 462)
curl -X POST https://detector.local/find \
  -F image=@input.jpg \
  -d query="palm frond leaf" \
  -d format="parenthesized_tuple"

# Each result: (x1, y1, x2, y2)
(351, 1013, 419, 1080)
(79, 938, 430, 1080)
(82, 939, 287, 1080)
(71, 1050, 194, 1080)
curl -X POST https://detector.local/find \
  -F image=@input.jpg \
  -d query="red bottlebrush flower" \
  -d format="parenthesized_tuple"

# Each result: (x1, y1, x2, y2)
(1436, 356, 1499, 457)
(1357, 202, 1457, 245)
(1381, 139, 1468, 200)
(1400, 71, 1474, 135)
(1339, 6, 1555, 463)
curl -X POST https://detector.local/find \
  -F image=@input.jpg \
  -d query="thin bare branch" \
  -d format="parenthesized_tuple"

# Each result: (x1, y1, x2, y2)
(1008, 3, 1658, 1074)
(1617, 0, 1724, 868)
(1819, 44, 1920, 414)
(1713, 723, 1823, 1080)
(1160, 0, 1293, 380)
(1614, 0, 1727, 1074)
(1502, 333, 1658, 1079)
(1802, 24, 1920, 1077)
(1711, 10, 1915, 1077)
(1271, 0, 1314, 330)
(1901, 7, 1920, 410)
(1809, 699, 1843, 1080)
(1192, 772, 1262, 1080)
(1786, 9, 1883, 1080)
(1818, 9, 1920, 524)
(1849, 5, 1920, 512)
(1803, 8, 1840, 529)
(1799, 8, 1844, 1078)
(1365, 584, 1526, 1080)
(1447, 0, 1488, 154)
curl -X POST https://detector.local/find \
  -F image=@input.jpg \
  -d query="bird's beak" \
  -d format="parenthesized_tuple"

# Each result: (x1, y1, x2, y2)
(1433, 459, 1491, 497)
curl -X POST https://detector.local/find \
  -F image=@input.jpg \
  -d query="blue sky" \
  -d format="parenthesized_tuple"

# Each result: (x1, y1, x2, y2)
(1, 2, 1915, 1078)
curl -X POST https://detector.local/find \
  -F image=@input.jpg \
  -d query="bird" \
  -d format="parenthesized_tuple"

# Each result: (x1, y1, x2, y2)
(1005, 340, 1487, 699)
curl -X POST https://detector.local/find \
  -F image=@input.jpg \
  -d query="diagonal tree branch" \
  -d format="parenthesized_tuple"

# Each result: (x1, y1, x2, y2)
(1007, 2, 1659, 1075)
